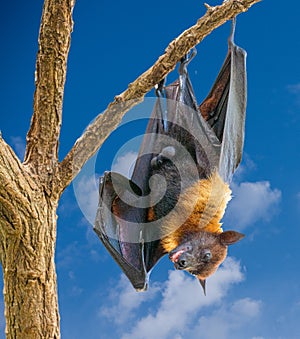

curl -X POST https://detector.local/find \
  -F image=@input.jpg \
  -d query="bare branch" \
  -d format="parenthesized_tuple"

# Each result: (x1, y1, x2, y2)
(24, 0, 75, 179)
(57, 0, 261, 193)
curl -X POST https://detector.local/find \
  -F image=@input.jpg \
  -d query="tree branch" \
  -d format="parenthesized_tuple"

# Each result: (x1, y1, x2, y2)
(57, 0, 260, 193)
(24, 0, 75, 182)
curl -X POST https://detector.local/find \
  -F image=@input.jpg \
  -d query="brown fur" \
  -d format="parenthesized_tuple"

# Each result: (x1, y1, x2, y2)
(199, 64, 230, 120)
(160, 171, 232, 253)
(147, 167, 244, 284)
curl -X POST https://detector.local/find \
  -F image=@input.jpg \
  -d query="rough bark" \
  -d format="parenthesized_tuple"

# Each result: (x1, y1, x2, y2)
(0, 0, 260, 337)
(24, 0, 75, 189)
(0, 0, 74, 337)
(0, 137, 60, 338)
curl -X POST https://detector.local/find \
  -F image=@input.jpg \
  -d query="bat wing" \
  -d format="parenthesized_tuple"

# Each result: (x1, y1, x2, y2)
(218, 36, 247, 183)
(94, 172, 151, 291)
(94, 20, 247, 291)
(199, 20, 247, 182)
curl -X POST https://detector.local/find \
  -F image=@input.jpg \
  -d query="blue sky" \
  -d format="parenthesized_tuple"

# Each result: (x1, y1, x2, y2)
(1, 0, 300, 338)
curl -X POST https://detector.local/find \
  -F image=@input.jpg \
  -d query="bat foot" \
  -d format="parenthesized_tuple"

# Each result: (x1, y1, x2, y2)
(151, 146, 175, 169)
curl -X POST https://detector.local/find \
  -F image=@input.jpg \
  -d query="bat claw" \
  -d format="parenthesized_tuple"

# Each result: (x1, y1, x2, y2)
(150, 146, 175, 169)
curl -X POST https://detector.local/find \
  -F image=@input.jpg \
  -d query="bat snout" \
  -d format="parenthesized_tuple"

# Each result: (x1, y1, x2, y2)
(169, 246, 195, 271)
(174, 251, 197, 271)
(169, 243, 193, 263)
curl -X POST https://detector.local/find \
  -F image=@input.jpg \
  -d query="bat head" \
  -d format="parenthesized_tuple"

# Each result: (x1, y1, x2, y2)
(169, 230, 244, 295)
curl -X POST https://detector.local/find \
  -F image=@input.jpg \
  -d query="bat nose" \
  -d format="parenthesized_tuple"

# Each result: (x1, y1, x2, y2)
(175, 260, 186, 270)
(177, 259, 187, 269)
(174, 254, 189, 270)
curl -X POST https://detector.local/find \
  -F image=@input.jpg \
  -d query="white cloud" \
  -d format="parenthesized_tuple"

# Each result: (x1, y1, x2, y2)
(100, 274, 160, 325)
(99, 257, 250, 339)
(72, 151, 138, 226)
(73, 174, 98, 225)
(232, 153, 257, 180)
(190, 298, 262, 339)
(56, 241, 82, 269)
(111, 151, 137, 178)
(122, 258, 244, 339)
(226, 180, 281, 230)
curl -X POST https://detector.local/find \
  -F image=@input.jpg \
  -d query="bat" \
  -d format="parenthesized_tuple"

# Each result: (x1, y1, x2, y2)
(94, 19, 247, 294)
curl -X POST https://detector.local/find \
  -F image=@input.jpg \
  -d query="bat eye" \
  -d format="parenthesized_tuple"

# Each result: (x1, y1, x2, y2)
(202, 251, 211, 262)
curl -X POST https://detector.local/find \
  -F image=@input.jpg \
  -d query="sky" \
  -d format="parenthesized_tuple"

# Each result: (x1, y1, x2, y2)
(0, 0, 300, 338)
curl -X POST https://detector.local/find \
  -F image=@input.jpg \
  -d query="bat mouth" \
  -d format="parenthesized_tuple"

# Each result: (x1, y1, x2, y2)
(169, 243, 193, 263)
(169, 249, 185, 263)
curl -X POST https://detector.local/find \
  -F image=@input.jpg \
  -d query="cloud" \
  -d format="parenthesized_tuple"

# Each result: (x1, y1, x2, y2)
(225, 180, 281, 230)
(100, 275, 161, 326)
(100, 257, 256, 339)
(72, 151, 138, 226)
(111, 151, 137, 178)
(121, 258, 244, 339)
(56, 241, 83, 269)
(190, 298, 262, 339)
(232, 153, 257, 180)
(73, 174, 99, 225)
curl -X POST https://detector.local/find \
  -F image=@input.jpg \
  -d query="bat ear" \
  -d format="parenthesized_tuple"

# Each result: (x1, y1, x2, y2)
(198, 278, 206, 296)
(219, 230, 245, 246)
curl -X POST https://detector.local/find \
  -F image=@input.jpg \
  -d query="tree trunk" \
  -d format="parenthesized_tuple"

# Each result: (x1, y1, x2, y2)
(0, 138, 60, 338)
(0, 0, 260, 337)
(2, 208, 60, 338)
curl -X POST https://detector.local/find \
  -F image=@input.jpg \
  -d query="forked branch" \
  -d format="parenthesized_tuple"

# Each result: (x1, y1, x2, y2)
(57, 0, 261, 193)
(24, 0, 75, 182)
